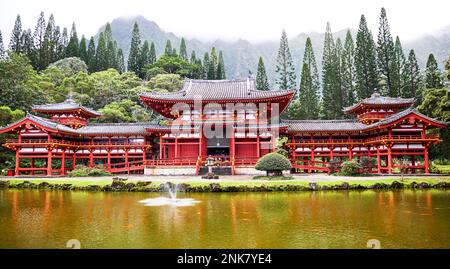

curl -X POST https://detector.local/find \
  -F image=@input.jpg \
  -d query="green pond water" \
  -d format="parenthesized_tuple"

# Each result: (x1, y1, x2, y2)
(0, 189, 449, 249)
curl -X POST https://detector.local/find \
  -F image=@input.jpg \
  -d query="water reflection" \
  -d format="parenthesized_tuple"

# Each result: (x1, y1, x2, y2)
(0, 189, 449, 249)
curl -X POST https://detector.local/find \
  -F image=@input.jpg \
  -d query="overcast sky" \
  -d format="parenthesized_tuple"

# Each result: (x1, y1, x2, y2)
(1, 0, 449, 44)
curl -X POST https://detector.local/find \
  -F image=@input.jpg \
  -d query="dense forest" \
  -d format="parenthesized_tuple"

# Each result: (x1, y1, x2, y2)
(0, 7, 449, 167)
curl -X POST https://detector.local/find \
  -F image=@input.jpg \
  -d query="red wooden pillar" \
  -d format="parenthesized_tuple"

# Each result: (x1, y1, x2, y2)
(47, 151, 52, 176)
(61, 150, 66, 175)
(89, 150, 94, 168)
(107, 150, 111, 169)
(376, 146, 381, 173)
(15, 150, 20, 176)
(310, 147, 315, 174)
(424, 146, 429, 174)
(142, 137, 147, 163)
(387, 145, 392, 174)
(330, 146, 334, 160)
(174, 136, 178, 159)
(159, 136, 163, 159)
(256, 128, 260, 158)
(125, 149, 129, 175)
(348, 146, 353, 161)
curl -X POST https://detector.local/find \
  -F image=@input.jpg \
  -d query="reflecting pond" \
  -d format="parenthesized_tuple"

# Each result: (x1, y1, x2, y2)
(0, 189, 449, 248)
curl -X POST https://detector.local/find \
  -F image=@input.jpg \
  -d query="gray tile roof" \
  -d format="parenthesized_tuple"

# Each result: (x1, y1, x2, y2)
(140, 78, 295, 101)
(77, 123, 168, 135)
(32, 98, 101, 117)
(282, 119, 367, 132)
(343, 92, 414, 113)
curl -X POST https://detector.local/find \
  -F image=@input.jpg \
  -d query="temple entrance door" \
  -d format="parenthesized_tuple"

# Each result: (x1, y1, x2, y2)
(206, 127, 230, 165)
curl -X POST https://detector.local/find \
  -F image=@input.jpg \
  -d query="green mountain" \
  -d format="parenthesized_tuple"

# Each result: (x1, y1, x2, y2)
(95, 15, 449, 87)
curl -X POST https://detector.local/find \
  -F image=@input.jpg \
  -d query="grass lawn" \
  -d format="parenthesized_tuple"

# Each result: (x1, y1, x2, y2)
(434, 165, 450, 174)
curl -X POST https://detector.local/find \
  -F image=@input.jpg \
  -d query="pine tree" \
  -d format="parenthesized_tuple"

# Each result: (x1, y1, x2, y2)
(377, 7, 398, 96)
(172, 48, 177, 56)
(355, 14, 378, 100)
(0, 30, 5, 60)
(86, 36, 96, 72)
(179, 38, 188, 60)
(58, 27, 68, 59)
(202, 52, 210, 79)
(138, 40, 150, 78)
(78, 35, 88, 63)
(149, 42, 156, 64)
(256, 57, 269, 90)
(20, 29, 34, 58)
(53, 26, 61, 61)
(298, 62, 320, 119)
(275, 30, 296, 89)
(335, 37, 344, 115)
(66, 22, 79, 57)
(190, 51, 197, 64)
(216, 51, 226, 79)
(393, 36, 406, 95)
(106, 40, 117, 69)
(33, 12, 46, 69)
(164, 40, 172, 56)
(41, 14, 58, 68)
(207, 47, 217, 79)
(401, 50, 421, 98)
(302, 37, 320, 98)
(341, 30, 356, 107)
(95, 32, 107, 71)
(9, 15, 23, 53)
(321, 22, 342, 119)
(104, 23, 113, 43)
(117, 48, 125, 73)
(425, 53, 444, 89)
(127, 22, 142, 74)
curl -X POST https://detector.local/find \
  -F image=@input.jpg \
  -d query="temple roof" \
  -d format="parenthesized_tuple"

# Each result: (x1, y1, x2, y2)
(343, 93, 415, 114)
(284, 108, 447, 133)
(140, 79, 295, 102)
(32, 98, 102, 118)
(282, 119, 366, 132)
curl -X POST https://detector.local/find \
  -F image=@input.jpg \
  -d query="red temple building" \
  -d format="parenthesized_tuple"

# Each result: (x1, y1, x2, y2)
(0, 79, 446, 176)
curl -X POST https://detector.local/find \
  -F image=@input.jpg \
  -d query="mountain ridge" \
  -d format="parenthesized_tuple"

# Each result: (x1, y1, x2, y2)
(95, 15, 449, 84)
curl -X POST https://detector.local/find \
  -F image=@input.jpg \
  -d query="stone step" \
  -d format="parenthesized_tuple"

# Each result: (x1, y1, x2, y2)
(198, 166, 232, 175)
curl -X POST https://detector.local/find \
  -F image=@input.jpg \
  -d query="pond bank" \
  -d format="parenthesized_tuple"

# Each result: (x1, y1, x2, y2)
(1, 177, 449, 192)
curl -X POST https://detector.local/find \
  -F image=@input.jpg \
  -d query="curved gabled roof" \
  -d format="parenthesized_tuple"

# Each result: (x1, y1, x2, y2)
(343, 93, 415, 114)
(282, 119, 366, 133)
(139, 78, 295, 102)
(32, 98, 102, 118)
(0, 113, 79, 134)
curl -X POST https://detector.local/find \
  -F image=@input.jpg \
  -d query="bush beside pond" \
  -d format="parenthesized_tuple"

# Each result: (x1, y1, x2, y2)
(3, 179, 449, 192)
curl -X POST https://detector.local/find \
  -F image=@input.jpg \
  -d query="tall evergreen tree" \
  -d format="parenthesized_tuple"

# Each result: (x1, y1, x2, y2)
(127, 22, 142, 74)
(275, 29, 296, 89)
(33, 12, 46, 69)
(179, 38, 188, 60)
(138, 40, 150, 78)
(376, 7, 399, 96)
(117, 48, 125, 73)
(41, 14, 58, 68)
(58, 27, 68, 59)
(207, 47, 217, 79)
(78, 35, 88, 63)
(86, 36, 96, 72)
(335, 37, 344, 114)
(95, 32, 107, 71)
(104, 23, 113, 43)
(20, 29, 34, 58)
(256, 57, 269, 90)
(66, 22, 79, 57)
(298, 62, 320, 119)
(149, 42, 156, 64)
(106, 40, 117, 69)
(0, 30, 5, 60)
(321, 22, 342, 119)
(401, 50, 421, 98)
(202, 52, 210, 79)
(172, 48, 177, 57)
(216, 51, 226, 79)
(9, 15, 23, 53)
(341, 30, 356, 107)
(164, 40, 172, 56)
(0, 30, 4, 60)
(355, 14, 378, 100)
(302, 37, 320, 99)
(190, 51, 197, 64)
(393, 36, 406, 94)
(425, 53, 444, 89)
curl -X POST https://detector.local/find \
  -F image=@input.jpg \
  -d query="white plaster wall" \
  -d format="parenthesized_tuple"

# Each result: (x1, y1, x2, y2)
(144, 166, 196, 175)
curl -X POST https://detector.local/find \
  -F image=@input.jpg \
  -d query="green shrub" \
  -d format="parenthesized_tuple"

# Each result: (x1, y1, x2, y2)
(252, 175, 293, 180)
(68, 165, 112, 177)
(327, 158, 342, 174)
(359, 156, 376, 174)
(340, 160, 362, 176)
(255, 152, 292, 176)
